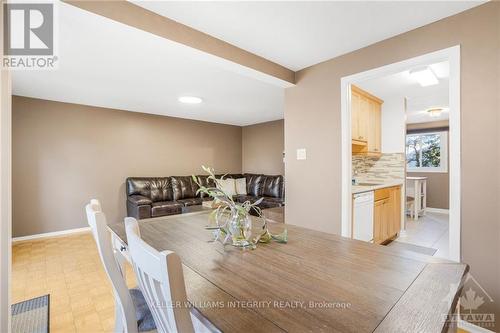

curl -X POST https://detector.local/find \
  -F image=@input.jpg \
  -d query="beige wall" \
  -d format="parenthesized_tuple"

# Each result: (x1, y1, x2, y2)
(12, 96, 242, 237)
(407, 121, 450, 209)
(406, 172, 449, 209)
(242, 120, 284, 175)
(285, 2, 499, 323)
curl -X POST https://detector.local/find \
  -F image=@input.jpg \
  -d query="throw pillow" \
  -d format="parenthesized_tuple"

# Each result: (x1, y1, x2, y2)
(235, 178, 247, 195)
(217, 178, 236, 196)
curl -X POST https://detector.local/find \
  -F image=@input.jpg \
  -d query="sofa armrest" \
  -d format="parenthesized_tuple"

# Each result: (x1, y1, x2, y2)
(127, 195, 152, 206)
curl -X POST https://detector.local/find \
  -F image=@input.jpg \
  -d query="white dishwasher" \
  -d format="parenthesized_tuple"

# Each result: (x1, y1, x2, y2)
(353, 191, 374, 242)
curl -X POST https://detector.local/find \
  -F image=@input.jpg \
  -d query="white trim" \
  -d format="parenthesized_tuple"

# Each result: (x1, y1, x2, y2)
(426, 207, 449, 214)
(340, 79, 352, 238)
(458, 319, 495, 333)
(448, 46, 461, 262)
(341, 46, 461, 263)
(0, 57, 12, 332)
(12, 227, 91, 243)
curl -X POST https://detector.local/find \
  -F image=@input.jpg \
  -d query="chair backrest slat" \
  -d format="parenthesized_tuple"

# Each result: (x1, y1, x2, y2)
(125, 217, 195, 333)
(85, 200, 138, 333)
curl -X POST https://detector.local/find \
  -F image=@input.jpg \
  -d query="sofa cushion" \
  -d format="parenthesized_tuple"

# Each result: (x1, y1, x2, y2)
(171, 176, 199, 200)
(215, 174, 244, 179)
(129, 288, 156, 332)
(176, 198, 203, 207)
(126, 177, 173, 202)
(233, 195, 259, 204)
(245, 174, 265, 197)
(151, 201, 182, 217)
(263, 175, 283, 198)
(261, 197, 284, 208)
(217, 178, 236, 196)
(235, 178, 247, 195)
(194, 175, 215, 198)
(127, 195, 152, 206)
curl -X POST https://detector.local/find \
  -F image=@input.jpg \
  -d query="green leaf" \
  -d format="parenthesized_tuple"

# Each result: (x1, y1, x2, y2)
(271, 229, 288, 244)
(257, 230, 272, 243)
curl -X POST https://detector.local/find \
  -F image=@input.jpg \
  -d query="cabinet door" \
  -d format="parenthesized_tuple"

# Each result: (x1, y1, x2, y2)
(373, 199, 384, 244)
(368, 100, 381, 153)
(351, 91, 360, 140)
(381, 199, 390, 242)
(390, 186, 401, 237)
(358, 96, 369, 141)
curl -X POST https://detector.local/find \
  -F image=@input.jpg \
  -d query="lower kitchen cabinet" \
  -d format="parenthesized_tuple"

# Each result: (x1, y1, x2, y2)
(373, 185, 401, 244)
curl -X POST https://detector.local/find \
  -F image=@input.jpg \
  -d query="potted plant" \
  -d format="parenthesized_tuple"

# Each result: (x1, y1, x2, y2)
(192, 166, 287, 249)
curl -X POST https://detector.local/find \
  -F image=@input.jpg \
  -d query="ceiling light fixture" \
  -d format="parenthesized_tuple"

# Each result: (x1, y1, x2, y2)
(427, 108, 443, 117)
(178, 96, 203, 104)
(409, 67, 439, 87)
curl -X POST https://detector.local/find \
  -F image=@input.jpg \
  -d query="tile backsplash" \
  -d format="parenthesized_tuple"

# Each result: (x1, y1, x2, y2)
(352, 153, 405, 182)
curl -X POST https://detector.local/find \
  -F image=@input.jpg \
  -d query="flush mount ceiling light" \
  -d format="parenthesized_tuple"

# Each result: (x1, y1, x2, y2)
(427, 108, 443, 117)
(178, 96, 203, 104)
(409, 67, 439, 87)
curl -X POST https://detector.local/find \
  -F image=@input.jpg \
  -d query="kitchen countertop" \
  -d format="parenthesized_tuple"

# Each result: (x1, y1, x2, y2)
(352, 180, 403, 194)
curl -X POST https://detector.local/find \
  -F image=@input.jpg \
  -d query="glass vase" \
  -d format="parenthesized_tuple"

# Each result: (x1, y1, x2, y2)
(228, 211, 252, 247)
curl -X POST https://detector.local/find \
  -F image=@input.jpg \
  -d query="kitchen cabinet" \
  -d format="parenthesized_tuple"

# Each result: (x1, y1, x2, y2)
(351, 91, 361, 141)
(373, 199, 387, 244)
(373, 185, 401, 244)
(368, 99, 381, 153)
(351, 85, 383, 155)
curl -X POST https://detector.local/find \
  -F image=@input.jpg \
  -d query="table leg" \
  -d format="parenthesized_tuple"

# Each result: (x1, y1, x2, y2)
(414, 180, 420, 221)
(422, 180, 427, 215)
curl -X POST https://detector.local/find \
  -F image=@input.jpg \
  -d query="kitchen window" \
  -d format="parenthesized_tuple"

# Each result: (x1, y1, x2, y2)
(406, 131, 448, 173)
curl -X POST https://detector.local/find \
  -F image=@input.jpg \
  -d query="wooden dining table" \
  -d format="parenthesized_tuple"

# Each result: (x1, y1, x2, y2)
(108, 210, 467, 333)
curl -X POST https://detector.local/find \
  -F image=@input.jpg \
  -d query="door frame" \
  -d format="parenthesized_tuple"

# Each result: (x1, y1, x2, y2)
(340, 45, 461, 262)
(0, 70, 12, 331)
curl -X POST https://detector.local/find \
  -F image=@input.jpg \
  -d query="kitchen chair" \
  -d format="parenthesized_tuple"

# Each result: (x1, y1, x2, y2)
(125, 217, 220, 333)
(85, 200, 155, 333)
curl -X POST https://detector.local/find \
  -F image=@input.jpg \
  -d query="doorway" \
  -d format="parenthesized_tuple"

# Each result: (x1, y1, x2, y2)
(340, 46, 461, 262)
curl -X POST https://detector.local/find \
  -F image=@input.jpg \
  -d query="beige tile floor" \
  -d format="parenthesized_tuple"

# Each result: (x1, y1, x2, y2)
(396, 211, 450, 259)
(12, 232, 136, 333)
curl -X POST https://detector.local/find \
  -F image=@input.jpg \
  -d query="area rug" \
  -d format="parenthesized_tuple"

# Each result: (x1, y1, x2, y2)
(11, 294, 49, 333)
(385, 241, 437, 256)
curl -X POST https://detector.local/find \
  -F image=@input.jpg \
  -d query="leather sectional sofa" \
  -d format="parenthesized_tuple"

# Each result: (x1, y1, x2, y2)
(126, 174, 284, 219)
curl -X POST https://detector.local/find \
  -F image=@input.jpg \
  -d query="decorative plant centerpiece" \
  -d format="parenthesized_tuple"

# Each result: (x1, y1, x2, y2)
(192, 166, 287, 249)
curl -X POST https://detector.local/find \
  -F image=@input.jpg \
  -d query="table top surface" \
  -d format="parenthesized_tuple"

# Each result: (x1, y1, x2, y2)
(406, 176, 428, 180)
(109, 212, 467, 333)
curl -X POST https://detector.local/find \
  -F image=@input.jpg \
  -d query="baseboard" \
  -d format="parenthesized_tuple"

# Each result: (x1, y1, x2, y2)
(426, 207, 449, 214)
(12, 227, 90, 243)
(458, 319, 495, 333)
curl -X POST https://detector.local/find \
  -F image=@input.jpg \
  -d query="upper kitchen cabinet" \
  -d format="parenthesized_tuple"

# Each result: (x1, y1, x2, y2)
(351, 85, 383, 156)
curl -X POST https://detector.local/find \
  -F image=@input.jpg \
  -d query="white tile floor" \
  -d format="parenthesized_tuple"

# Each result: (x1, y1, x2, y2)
(396, 211, 450, 259)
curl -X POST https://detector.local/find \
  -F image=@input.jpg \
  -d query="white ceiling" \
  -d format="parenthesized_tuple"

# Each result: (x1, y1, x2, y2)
(13, 1, 482, 126)
(12, 1, 284, 126)
(357, 61, 450, 124)
(133, 1, 483, 71)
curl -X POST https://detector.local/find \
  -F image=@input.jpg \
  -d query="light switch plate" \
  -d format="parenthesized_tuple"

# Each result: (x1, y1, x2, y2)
(296, 148, 307, 160)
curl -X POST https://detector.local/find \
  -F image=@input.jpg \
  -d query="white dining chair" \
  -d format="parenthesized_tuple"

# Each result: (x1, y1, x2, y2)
(124, 217, 220, 333)
(85, 200, 155, 333)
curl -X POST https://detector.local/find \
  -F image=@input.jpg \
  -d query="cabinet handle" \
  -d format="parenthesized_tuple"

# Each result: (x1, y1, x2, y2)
(374, 148, 379, 151)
